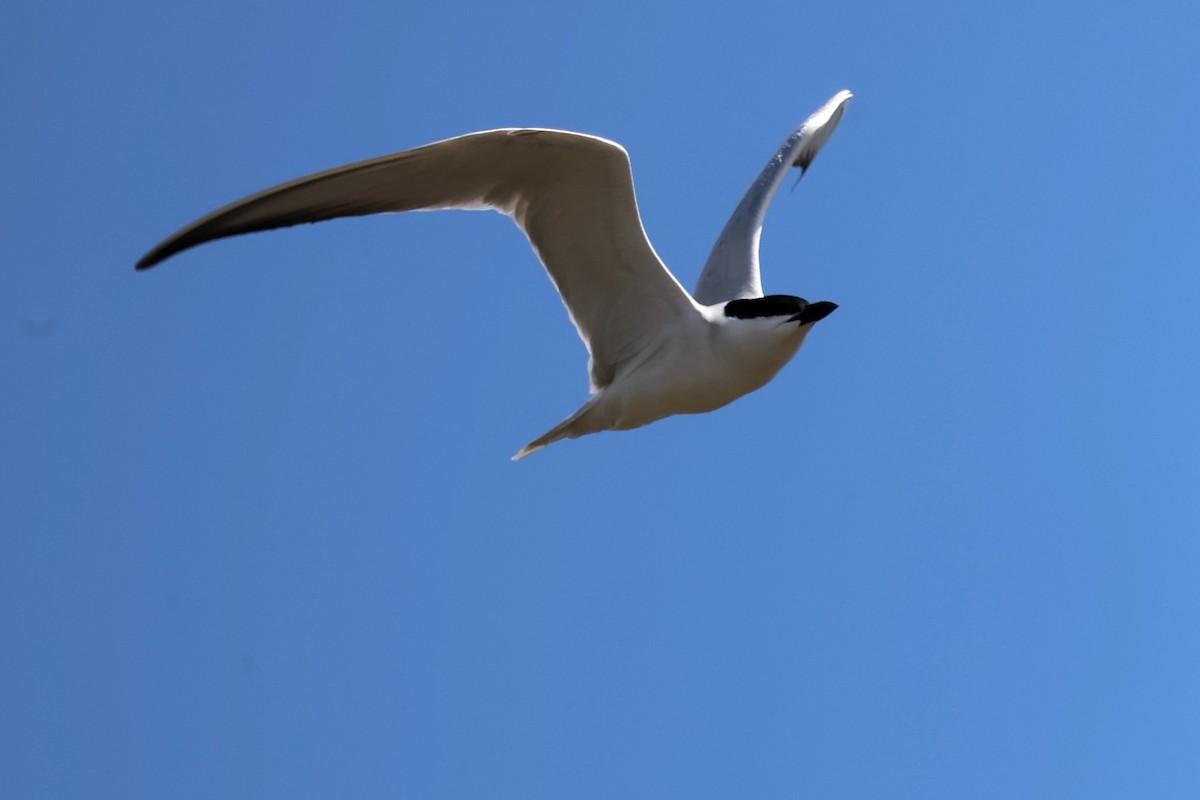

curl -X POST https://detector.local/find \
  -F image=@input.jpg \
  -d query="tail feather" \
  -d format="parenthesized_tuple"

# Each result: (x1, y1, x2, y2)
(511, 396, 602, 461)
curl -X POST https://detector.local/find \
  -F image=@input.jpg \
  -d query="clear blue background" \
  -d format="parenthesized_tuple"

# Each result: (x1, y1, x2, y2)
(4, 1, 1198, 797)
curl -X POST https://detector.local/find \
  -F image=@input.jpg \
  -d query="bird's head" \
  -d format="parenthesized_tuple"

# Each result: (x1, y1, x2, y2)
(723, 295, 838, 328)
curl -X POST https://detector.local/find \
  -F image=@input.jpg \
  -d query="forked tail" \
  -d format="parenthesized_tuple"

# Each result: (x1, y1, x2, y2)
(511, 395, 603, 461)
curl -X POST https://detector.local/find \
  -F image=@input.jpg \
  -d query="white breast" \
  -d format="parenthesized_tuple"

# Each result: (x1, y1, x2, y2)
(592, 311, 811, 431)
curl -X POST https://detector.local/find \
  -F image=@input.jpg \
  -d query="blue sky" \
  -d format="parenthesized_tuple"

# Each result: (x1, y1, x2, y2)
(4, 0, 1199, 797)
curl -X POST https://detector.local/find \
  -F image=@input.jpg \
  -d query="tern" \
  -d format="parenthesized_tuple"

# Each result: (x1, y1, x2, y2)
(137, 90, 852, 459)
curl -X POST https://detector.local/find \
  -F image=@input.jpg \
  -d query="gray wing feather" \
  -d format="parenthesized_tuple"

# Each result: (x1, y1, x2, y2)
(137, 129, 698, 390)
(692, 90, 852, 305)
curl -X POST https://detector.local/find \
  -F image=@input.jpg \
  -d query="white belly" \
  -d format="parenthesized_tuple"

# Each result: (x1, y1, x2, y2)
(595, 322, 811, 431)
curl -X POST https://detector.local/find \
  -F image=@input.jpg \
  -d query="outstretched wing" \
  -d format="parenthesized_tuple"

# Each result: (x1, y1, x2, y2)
(137, 129, 699, 390)
(692, 90, 852, 305)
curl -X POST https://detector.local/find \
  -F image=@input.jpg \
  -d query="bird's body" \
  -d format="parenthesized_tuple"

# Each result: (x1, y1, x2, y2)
(521, 305, 810, 457)
(137, 90, 852, 459)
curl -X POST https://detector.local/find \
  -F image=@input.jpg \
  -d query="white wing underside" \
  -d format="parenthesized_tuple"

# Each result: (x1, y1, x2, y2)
(137, 129, 698, 391)
(692, 90, 852, 305)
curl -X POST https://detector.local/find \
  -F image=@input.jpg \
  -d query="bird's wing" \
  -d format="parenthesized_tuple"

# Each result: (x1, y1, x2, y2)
(137, 129, 699, 390)
(691, 90, 852, 306)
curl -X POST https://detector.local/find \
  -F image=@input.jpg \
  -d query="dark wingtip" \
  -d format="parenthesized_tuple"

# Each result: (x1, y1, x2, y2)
(789, 165, 808, 192)
(135, 241, 179, 270)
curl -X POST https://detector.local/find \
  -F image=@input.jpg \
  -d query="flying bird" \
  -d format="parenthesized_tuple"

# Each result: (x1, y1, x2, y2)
(137, 90, 852, 459)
